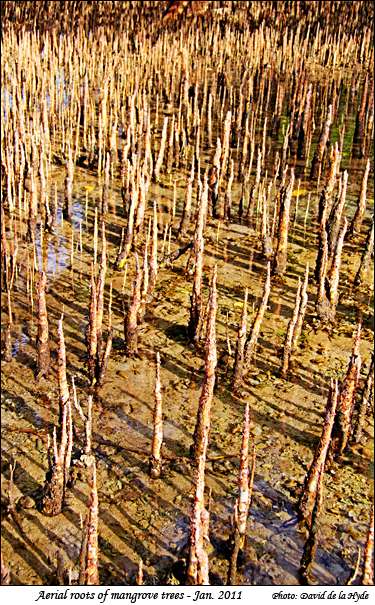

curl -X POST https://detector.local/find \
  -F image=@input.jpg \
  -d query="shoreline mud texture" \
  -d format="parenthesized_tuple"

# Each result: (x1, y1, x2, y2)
(1, 1, 374, 587)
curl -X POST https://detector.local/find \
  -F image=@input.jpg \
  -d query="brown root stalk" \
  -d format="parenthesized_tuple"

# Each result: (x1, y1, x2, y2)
(298, 380, 338, 529)
(281, 278, 302, 378)
(242, 262, 271, 380)
(138, 233, 150, 323)
(208, 165, 218, 219)
(124, 254, 142, 357)
(178, 159, 194, 239)
(272, 169, 294, 277)
(236, 402, 252, 538)
(291, 263, 309, 355)
(96, 223, 107, 361)
(136, 559, 144, 586)
(57, 315, 70, 413)
(232, 288, 248, 393)
(310, 104, 332, 180)
(97, 328, 112, 389)
(149, 352, 163, 479)
(154, 117, 168, 182)
(1, 553, 10, 585)
(298, 469, 324, 585)
(315, 188, 330, 283)
(326, 217, 348, 321)
(63, 146, 74, 220)
(79, 459, 100, 585)
(72, 386, 94, 456)
(187, 266, 217, 586)
(36, 270, 50, 380)
(348, 158, 370, 238)
(148, 201, 158, 296)
(188, 176, 208, 343)
(115, 186, 137, 269)
(354, 218, 374, 287)
(315, 221, 330, 323)
(40, 394, 73, 517)
(329, 324, 362, 460)
(327, 170, 348, 256)
(362, 503, 374, 585)
(87, 273, 98, 384)
(228, 403, 255, 585)
(191, 265, 217, 464)
(352, 354, 374, 445)
(261, 185, 273, 260)
(223, 159, 234, 222)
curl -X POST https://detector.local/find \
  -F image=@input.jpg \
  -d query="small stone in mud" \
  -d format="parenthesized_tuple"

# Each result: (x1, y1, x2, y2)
(35, 438, 44, 451)
(171, 459, 191, 475)
(18, 495, 36, 509)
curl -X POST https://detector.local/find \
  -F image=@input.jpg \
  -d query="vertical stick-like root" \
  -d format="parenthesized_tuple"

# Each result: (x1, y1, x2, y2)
(188, 176, 208, 343)
(281, 278, 302, 378)
(329, 324, 362, 461)
(208, 165, 218, 219)
(272, 170, 294, 277)
(63, 146, 74, 220)
(40, 400, 73, 517)
(223, 159, 234, 223)
(96, 223, 107, 363)
(41, 317, 73, 515)
(228, 403, 255, 585)
(362, 503, 374, 585)
(96, 279, 113, 389)
(87, 273, 98, 384)
(298, 380, 338, 529)
(1, 552, 10, 585)
(57, 315, 70, 414)
(261, 185, 273, 260)
(187, 266, 217, 586)
(327, 170, 348, 256)
(354, 218, 374, 287)
(348, 158, 370, 238)
(79, 459, 100, 585)
(154, 117, 168, 182)
(178, 159, 194, 239)
(315, 223, 331, 323)
(4, 288, 12, 361)
(138, 228, 150, 323)
(242, 262, 271, 380)
(326, 217, 348, 321)
(352, 355, 373, 445)
(291, 263, 309, 356)
(299, 471, 324, 585)
(36, 270, 50, 380)
(136, 559, 144, 586)
(148, 201, 158, 296)
(124, 254, 142, 357)
(191, 265, 217, 464)
(310, 104, 332, 180)
(232, 289, 248, 393)
(149, 352, 163, 479)
(115, 186, 137, 269)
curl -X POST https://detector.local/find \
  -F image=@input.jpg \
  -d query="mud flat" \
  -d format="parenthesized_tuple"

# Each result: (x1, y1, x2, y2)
(1, 1, 374, 587)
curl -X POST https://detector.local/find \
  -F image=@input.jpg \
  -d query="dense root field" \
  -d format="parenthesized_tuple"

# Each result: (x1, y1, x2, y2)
(1, 1, 374, 587)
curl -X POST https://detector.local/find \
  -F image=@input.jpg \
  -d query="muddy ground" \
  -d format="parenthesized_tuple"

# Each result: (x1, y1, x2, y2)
(1, 150, 374, 586)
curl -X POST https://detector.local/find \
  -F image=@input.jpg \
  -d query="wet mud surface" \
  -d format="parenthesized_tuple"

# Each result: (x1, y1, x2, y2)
(1, 167, 373, 585)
